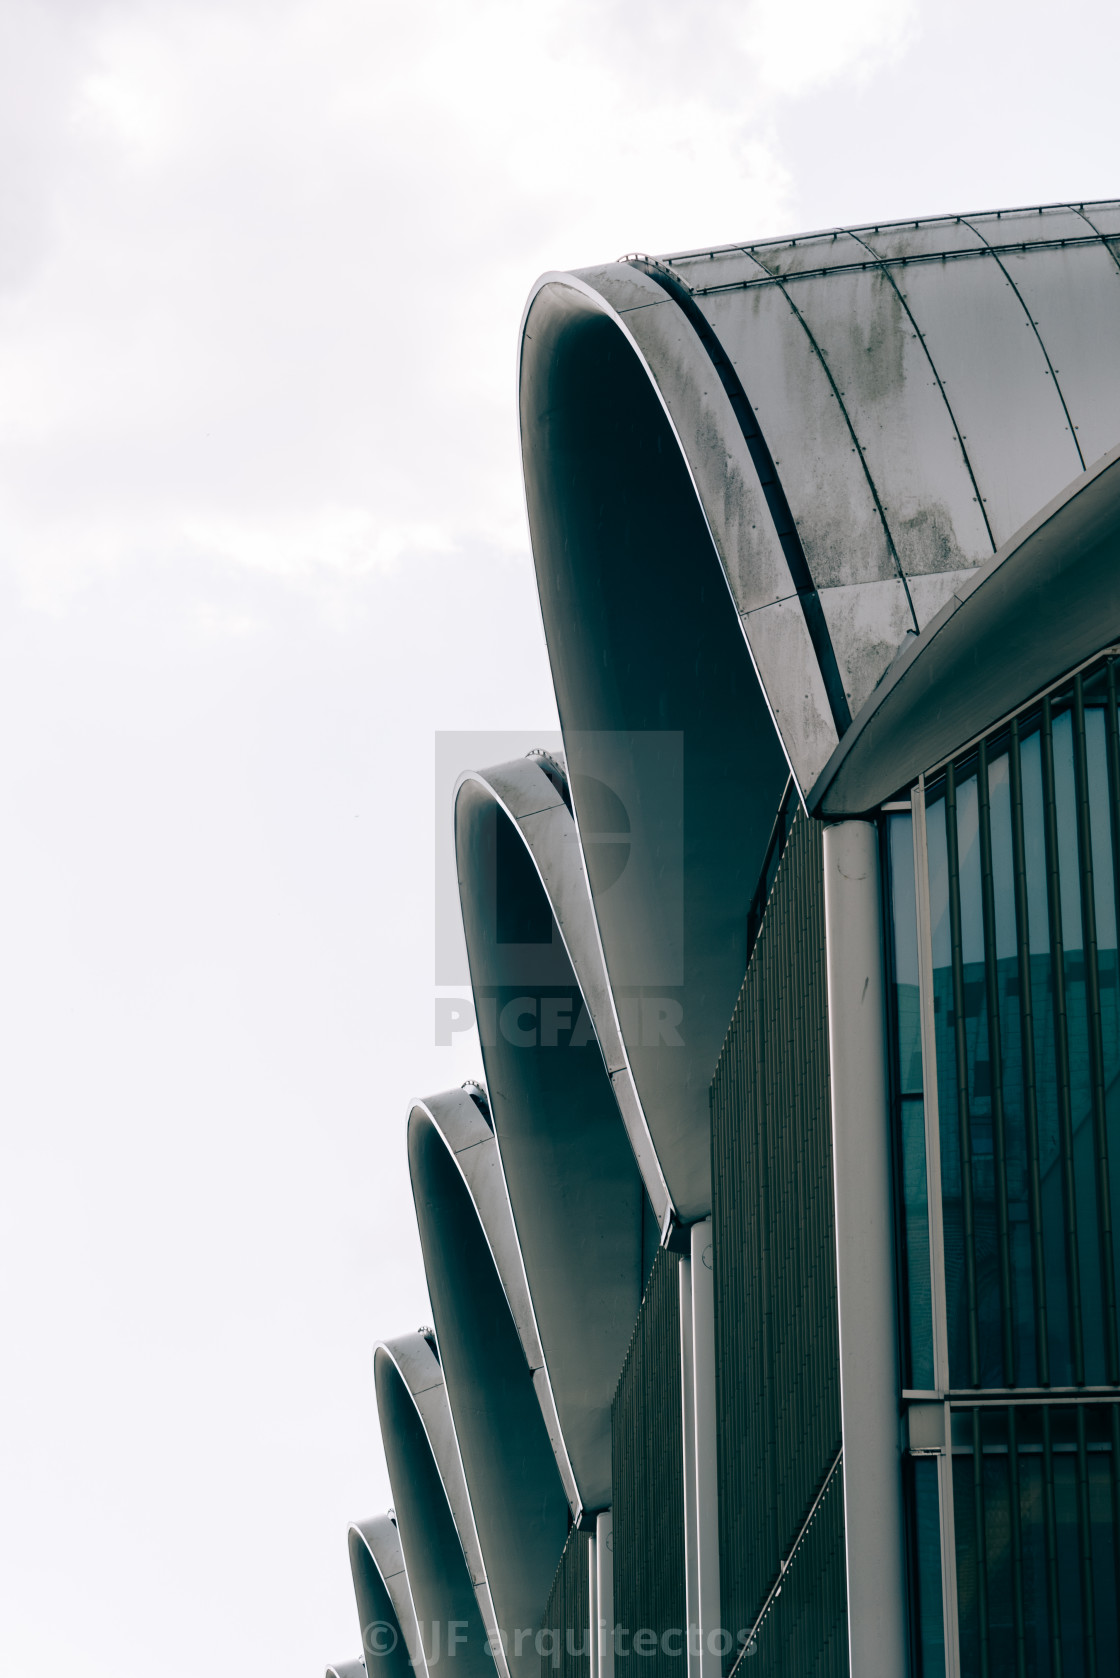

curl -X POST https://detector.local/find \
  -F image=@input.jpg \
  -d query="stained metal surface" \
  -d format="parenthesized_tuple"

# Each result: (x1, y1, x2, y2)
(743, 248, 992, 592)
(408, 1093, 571, 1672)
(696, 271, 912, 716)
(349, 1517, 427, 1678)
(709, 813, 845, 1673)
(520, 265, 840, 799)
(875, 241, 1082, 544)
(985, 235, 1120, 471)
(374, 1334, 502, 1678)
(454, 764, 656, 1510)
(812, 444, 1120, 815)
(520, 201, 1120, 808)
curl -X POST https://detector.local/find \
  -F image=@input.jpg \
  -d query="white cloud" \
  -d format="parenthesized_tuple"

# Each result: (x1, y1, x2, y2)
(743, 0, 918, 96)
(0, 0, 925, 603)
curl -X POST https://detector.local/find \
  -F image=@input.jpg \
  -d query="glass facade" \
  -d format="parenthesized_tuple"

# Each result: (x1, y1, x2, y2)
(888, 655, 1120, 1676)
(951, 1404, 1120, 1677)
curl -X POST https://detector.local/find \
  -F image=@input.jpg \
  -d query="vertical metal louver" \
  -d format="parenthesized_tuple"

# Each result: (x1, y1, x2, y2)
(611, 1247, 687, 1677)
(710, 811, 847, 1676)
(539, 1527, 591, 1678)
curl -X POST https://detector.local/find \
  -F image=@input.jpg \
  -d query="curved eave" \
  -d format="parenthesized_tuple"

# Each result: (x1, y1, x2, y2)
(455, 758, 669, 1221)
(349, 1516, 427, 1678)
(374, 1334, 507, 1678)
(519, 267, 836, 796)
(452, 758, 652, 1506)
(409, 1088, 581, 1514)
(812, 443, 1120, 814)
(326, 1663, 366, 1678)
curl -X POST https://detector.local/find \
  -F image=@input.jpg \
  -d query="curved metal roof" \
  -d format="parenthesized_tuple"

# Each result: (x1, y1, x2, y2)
(408, 1090, 570, 1672)
(348, 1516, 427, 1678)
(374, 1334, 502, 1678)
(325, 1661, 366, 1678)
(517, 203, 1120, 1218)
(520, 199, 1120, 799)
(456, 755, 667, 1217)
(515, 330, 790, 1219)
(453, 759, 656, 1505)
(815, 441, 1120, 812)
(409, 1087, 578, 1507)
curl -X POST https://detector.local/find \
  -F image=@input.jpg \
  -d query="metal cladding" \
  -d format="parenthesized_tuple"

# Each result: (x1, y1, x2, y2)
(530, 203, 1120, 769)
(349, 1516, 427, 1678)
(518, 202, 1120, 1217)
(709, 812, 843, 1664)
(814, 440, 1120, 814)
(518, 295, 790, 1218)
(333, 199, 1120, 1678)
(455, 756, 668, 1220)
(538, 1528, 592, 1678)
(610, 1247, 686, 1675)
(373, 1334, 501, 1678)
(453, 758, 657, 1511)
(407, 1090, 570, 1671)
(409, 1088, 578, 1506)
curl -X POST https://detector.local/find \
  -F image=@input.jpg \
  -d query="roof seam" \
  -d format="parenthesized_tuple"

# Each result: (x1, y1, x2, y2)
(959, 216, 1087, 474)
(1069, 204, 1120, 280)
(678, 232, 1110, 296)
(741, 243, 919, 635)
(652, 200, 1120, 264)
(844, 228, 996, 554)
(624, 255, 853, 735)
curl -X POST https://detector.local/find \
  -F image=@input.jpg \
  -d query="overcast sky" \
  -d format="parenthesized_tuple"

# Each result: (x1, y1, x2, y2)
(1, 2, 1117, 1675)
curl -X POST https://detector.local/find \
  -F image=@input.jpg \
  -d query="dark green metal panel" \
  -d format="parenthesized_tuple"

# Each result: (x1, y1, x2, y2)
(611, 1246, 687, 1678)
(539, 1527, 591, 1678)
(741, 1459, 848, 1678)
(710, 810, 847, 1675)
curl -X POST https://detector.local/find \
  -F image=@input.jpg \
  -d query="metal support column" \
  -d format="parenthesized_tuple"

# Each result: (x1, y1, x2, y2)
(680, 1219, 721, 1678)
(589, 1528, 599, 1678)
(823, 820, 908, 1677)
(596, 1512, 614, 1678)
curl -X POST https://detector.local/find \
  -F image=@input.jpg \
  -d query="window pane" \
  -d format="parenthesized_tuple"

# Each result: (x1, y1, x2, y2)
(990, 748, 1038, 1384)
(912, 1457, 945, 1677)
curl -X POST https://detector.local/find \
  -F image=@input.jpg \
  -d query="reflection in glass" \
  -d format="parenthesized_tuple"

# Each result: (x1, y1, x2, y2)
(888, 812, 933, 1388)
(921, 664, 1120, 1391)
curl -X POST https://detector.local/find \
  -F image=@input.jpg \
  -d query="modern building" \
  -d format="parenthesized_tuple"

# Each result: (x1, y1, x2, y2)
(326, 201, 1120, 1678)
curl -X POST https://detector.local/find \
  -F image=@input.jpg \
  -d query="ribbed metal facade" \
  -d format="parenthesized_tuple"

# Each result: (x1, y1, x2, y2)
(539, 1527, 591, 1678)
(738, 1456, 847, 1675)
(611, 1246, 687, 1678)
(709, 811, 846, 1676)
